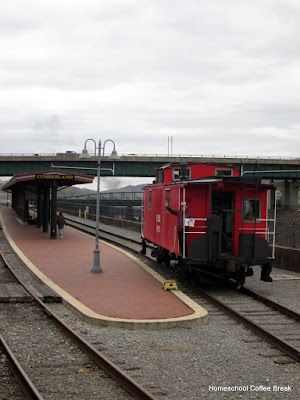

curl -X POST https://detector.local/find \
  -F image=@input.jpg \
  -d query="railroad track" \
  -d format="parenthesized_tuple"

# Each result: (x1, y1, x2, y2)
(1, 214, 299, 398)
(0, 331, 40, 400)
(195, 287, 300, 363)
(66, 215, 300, 364)
(0, 250, 159, 400)
(65, 216, 144, 251)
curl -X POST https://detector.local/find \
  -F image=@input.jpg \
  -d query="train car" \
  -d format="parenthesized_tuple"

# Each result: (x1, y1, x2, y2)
(141, 162, 276, 287)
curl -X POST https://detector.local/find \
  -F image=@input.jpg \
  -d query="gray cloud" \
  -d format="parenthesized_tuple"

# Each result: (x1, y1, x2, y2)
(0, 0, 299, 159)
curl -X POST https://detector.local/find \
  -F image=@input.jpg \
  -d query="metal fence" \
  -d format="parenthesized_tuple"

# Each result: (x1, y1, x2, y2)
(57, 200, 142, 222)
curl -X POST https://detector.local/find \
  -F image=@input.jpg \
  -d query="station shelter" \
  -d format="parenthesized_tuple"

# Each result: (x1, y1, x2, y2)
(1, 170, 94, 239)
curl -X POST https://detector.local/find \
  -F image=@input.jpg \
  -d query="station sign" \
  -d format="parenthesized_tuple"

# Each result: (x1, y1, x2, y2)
(36, 174, 74, 180)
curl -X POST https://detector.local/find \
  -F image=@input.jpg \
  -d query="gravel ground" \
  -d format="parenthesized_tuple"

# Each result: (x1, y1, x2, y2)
(243, 265, 300, 312)
(49, 299, 299, 400)
(1, 215, 299, 400)
(46, 263, 300, 400)
(0, 348, 25, 400)
(0, 303, 133, 400)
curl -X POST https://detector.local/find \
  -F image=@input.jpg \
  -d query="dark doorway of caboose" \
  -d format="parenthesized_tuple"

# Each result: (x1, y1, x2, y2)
(212, 191, 234, 252)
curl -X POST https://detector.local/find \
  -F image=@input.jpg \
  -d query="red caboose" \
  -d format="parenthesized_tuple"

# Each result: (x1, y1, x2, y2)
(142, 163, 275, 286)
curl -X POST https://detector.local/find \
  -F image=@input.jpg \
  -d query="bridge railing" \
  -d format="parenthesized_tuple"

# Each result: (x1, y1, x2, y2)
(0, 153, 299, 161)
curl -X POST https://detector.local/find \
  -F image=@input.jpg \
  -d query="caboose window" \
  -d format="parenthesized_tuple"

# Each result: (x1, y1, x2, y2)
(156, 170, 164, 184)
(243, 199, 261, 221)
(165, 194, 170, 212)
(215, 168, 233, 176)
(173, 167, 191, 181)
(149, 195, 152, 210)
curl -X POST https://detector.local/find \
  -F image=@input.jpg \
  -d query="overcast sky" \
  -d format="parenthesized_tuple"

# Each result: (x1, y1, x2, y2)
(1, 0, 300, 165)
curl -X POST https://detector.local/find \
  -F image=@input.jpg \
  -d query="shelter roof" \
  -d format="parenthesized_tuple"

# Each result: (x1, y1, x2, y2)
(2, 169, 94, 191)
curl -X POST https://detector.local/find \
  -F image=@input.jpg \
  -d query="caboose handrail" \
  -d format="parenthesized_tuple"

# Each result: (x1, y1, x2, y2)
(182, 217, 208, 255)
(255, 218, 276, 222)
(172, 226, 178, 253)
(186, 217, 207, 224)
(185, 218, 207, 235)
(239, 227, 275, 235)
(238, 213, 276, 259)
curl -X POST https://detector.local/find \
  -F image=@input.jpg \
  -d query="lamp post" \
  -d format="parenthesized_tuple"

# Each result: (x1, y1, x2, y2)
(79, 138, 120, 273)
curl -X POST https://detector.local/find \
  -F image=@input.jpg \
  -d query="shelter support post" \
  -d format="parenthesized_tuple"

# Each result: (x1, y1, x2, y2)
(50, 183, 57, 239)
(37, 185, 42, 228)
(42, 187, 50, 233)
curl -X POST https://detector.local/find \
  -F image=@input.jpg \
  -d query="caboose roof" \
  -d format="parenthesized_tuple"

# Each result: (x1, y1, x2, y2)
(180, 177, 223, 184)
(142, 175, 274, 190)
(178, 175, 274, 188)
(161, 175, 271, 185)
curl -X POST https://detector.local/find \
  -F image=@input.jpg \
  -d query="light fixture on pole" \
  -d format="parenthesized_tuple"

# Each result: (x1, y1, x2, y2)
(79, 139, 120, 273)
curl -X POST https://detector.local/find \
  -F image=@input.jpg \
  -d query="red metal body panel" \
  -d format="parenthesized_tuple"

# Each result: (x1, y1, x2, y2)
(143, 163, 270, 258)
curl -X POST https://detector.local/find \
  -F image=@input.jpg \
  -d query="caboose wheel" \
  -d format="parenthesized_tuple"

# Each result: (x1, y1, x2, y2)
(156, 248, 171, 267)
(164, 255, 171, 268)
(156, 251, 162, 264)
(156, 251, 164, 263)
(140, 239, 147, 255)
(179, 262, 187, 281)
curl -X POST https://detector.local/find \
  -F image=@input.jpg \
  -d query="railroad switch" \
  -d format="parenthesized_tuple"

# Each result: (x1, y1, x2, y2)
(163, 281, 178, 291)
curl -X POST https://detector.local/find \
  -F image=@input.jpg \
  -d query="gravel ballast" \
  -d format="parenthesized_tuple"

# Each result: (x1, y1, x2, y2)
(1, 216, 299, 399)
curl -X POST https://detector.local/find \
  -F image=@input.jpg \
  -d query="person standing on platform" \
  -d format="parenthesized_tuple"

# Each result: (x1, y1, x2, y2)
(165, 201, 194, 257)
(57, 211, 66, 238)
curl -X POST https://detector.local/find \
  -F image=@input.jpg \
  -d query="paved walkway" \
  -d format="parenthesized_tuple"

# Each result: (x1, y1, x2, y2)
(0, 207, 207, 329)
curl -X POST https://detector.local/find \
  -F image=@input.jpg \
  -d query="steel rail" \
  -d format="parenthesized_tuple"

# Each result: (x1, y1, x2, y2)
(241, 287, 300, 322)
(65, 217, 157, 258)
(0, 333, 44, 400)
(64, 217, 160, 254)
(197, 288, 300, 363)
(65, 216, 140, 244)
(0, 251, 159, 400)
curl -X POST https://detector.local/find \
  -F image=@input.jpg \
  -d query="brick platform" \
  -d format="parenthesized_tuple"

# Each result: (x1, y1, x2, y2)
(0, 207, 208, 329)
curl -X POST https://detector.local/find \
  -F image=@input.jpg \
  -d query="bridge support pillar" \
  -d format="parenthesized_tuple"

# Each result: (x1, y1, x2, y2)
(267, 189, 276, 210)
(281, 180, 299, 210)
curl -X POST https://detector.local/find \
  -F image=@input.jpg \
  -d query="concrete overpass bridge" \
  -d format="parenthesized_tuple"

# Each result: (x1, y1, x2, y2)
(1, 153, 300, 177)
(1, 153, 299, 208)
